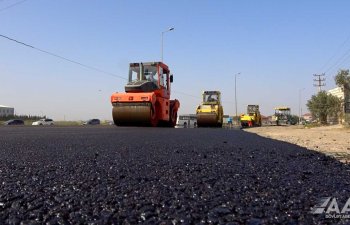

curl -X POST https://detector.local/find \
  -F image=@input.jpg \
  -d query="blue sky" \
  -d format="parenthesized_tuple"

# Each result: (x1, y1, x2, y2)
(1, 0, 350, 120)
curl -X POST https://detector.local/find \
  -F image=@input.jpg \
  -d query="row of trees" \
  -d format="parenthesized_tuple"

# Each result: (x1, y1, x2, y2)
(307, 69, 350, 125)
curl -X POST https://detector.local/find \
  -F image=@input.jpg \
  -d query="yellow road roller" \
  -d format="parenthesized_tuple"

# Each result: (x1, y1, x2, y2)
(240, 105, 262, 128)
(196, 91, 223, 127)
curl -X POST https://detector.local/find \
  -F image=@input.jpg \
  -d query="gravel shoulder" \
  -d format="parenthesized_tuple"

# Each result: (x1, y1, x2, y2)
(244, 125, 350, 162)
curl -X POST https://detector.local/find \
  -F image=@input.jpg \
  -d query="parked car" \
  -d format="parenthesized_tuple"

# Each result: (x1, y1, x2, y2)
(82, 119, 100, 125)
(4, 119, 24, 125)
(32, 118, 54, 126)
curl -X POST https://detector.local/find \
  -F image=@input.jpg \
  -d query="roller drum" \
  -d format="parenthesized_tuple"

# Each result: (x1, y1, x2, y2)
(197, 113, 220, 127)
(112, 102, 154, 126)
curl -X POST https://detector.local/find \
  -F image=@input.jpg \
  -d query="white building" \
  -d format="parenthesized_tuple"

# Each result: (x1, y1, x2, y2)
(328, 87, 344, 99)
(328, 87, 345, 124)
(0, 105, 15, 117)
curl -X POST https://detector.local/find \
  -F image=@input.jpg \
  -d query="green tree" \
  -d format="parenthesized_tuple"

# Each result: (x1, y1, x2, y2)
(335, 69, 350, 89)
(335, 69, 350, 125)
(307, 91, 341, 124)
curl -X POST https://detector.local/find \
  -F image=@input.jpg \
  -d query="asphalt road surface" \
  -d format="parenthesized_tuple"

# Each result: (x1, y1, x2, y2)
(0, 126, 350, 224)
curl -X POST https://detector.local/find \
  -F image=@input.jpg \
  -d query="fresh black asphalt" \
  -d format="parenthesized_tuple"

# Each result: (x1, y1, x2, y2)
(0, 126, 349, 224)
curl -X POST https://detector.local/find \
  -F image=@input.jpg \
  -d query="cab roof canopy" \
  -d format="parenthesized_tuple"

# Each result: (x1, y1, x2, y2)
(203, 91, 221, 94)
(129, 62, 169, 71)
(274, 107, 290, 110)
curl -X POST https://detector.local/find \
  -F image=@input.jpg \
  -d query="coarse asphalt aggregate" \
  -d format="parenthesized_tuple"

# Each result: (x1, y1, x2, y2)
(0, 126, 350, 224)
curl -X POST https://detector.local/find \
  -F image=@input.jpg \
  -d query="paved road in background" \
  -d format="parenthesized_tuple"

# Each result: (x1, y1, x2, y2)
(0, 126, 349, 224)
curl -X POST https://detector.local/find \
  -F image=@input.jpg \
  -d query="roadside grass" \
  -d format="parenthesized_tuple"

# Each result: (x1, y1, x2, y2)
(24, 120, 36, 126)
(54, 121, 82, 126)
(55, 121, 113, 126)
(303, 123, 350, 129)
(304, 123, 322, 129)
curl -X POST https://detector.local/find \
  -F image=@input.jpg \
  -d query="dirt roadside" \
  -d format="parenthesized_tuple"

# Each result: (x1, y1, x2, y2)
(243, 125, 350, 163)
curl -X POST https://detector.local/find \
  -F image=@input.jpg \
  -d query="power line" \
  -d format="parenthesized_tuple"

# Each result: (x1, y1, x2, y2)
(0, 34, 127, 80)
(326, 48, 350, 77)
(319, 34, 350, 73)
(172, 90, 235, 105)
(172, 90, 200, 99)
(324, 47, 350, 74)
(0, 0, 29, 13)
(1, 33, 233, 104)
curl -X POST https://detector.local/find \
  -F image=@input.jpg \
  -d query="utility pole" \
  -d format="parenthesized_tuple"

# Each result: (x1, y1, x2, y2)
(313, 73, 326, 92)
(298, 88, 305, 124)
(234, 72, 241, 125)
(161, 28, 174, 62)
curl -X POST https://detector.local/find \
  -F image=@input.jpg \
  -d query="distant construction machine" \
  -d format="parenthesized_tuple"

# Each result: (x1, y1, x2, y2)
(240, 105, 262, 127)
(271, 107, 296, 125)
(110, 62, 180, 127)
(196, 91, 223, 127)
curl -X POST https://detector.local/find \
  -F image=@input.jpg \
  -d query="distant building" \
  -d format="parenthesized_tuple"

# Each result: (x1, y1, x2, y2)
(327, 87, 345, 124)
(261, 115, 269, 124)
(0, 105, 15, 117)
(328, 87, 344, 99)
(302, 113, 313, 122)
